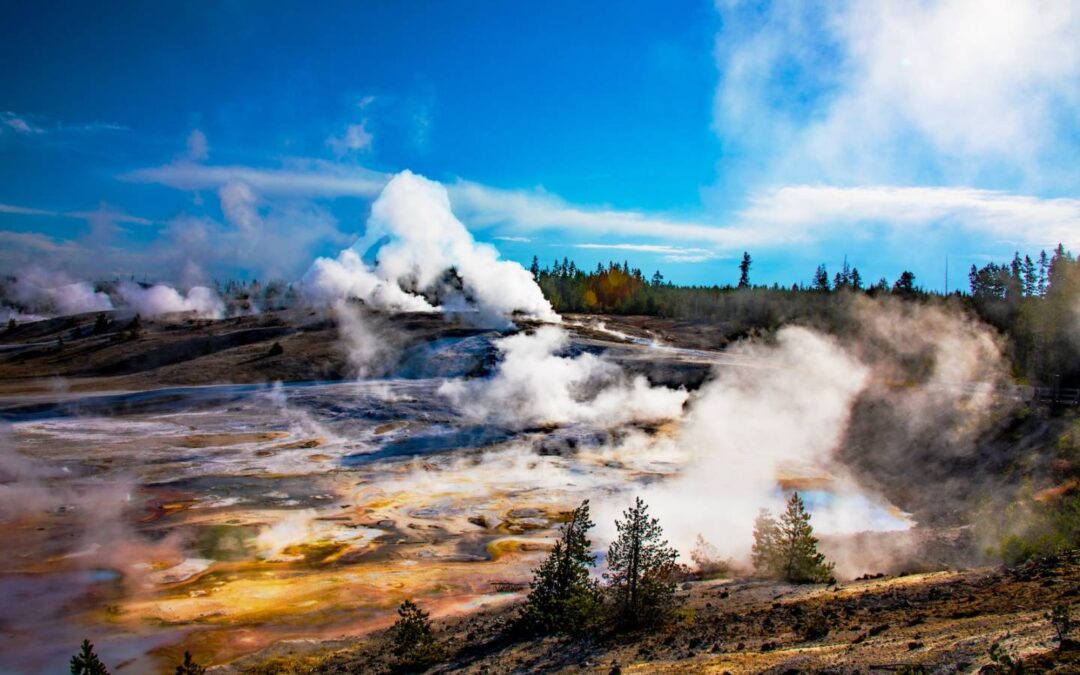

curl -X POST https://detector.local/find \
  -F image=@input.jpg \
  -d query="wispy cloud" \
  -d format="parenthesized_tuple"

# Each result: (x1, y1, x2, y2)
(0, 203, 156, 226)
(123, 160, 388, 197)
(0, 111, 126, 137)
(186, 129, 209, 161)
(448, 180, 740, 246)
(124, 159, 1080, 255)
(1, 112, 45, 135)
(0, 203, 54, 216)
(327, 120, 373, 156)
(493, 236, 531, 243)
(573, 243, 717, 263)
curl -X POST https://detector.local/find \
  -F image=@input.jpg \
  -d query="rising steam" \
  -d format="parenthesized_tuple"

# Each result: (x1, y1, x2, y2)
(588, 299, 1012, 577)
(440, 325, 688, 428)
(303, 171, 558, 323)
(1, 269, 112, 318)
(117, 281, 224, 318)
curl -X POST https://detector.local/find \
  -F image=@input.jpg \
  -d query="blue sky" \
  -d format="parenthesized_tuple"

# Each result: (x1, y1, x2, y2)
(1, 0, 1077, 290)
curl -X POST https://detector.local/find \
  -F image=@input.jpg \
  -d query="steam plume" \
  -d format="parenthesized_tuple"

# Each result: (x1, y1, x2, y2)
(1, 269, 112, 317)
(117, 281, 224, 318)
(440, 325, 688, 428)
(303, 171, 558, 323)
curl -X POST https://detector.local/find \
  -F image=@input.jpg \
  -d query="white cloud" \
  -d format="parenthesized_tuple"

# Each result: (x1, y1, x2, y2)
(123, 160, 388, 197)
(0, 112, 125, 137)
(738, 185, 1080, 251)
(67, 206, 154, 227)
(186, 129, 209, 161)
(448, 180, 740, 246)
(218, 181, 261, 236)
(493, 236, 531, 243)
(0, 231, 71, 253)
(574, 243, 717, 263)
(0, 203, 153, 226)
(0, 112, 44, 135)
(124, 159, 1080, 258)
(0, 204, 54, 216)
(714, 0, 1080, 185)
(327, 120, 373, 156)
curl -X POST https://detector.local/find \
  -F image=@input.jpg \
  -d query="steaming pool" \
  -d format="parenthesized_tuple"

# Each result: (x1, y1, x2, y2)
(0, 333, 912, 672)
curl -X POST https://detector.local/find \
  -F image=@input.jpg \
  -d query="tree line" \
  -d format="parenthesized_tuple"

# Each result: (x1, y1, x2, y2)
(530, 245, 1080, 388)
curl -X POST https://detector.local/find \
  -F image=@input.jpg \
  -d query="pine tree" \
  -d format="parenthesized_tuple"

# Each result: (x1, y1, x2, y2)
(605, 497, 680, 628)
(738, 252, 752, 289)
(776, 492, 834, 583)
(892, 270, 916, 296)
(529, 256, 540, 282)
(70, 639, 110, 675)
(392, 599, 444, 671)
(834, 257, 852, 290)
(519, 500, 601, 634)
(850, 267, 863, 290)
(751, 508, 781, 577)
(812, 265, 831, 291)
(174, 651, 206, 675)
(1022, 255, 1037, 296)
(1037, 250, 1049, 295)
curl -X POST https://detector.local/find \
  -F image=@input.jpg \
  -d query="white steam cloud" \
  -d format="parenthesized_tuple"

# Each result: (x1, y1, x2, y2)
(599, 327, 876, 562)
(2, 269, 113, 317)
(333, 300, 403, 378)
(591, 299, 1010, 577)
(117, 282, 224, 318)
(440, 325, 688, 428)
(303, 171, 558, 323)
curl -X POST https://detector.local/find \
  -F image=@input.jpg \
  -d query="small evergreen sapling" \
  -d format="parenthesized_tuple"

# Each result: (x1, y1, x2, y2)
(752, 493, 835, 584)
(70, 639, 110, 675)
(751, 508, 781, 578)
(519, 500, 601, 634)
(391, 599, 444, 671)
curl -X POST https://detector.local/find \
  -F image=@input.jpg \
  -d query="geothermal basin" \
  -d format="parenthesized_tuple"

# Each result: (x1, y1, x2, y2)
(0, 323, 910, 673)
